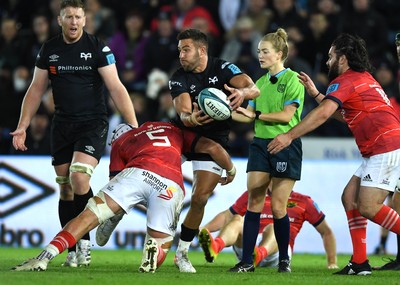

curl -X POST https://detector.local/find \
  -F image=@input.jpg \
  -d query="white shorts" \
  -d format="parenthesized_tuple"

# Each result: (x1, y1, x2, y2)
(192, 160, 223, 176)
(99, 168, 184, 236)
(232, 244, 293, 268)
(354, 149, 400, 192)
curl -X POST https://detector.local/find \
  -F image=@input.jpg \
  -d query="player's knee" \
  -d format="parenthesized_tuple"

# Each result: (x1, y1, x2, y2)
(231, 214, 244, 224)
(86, 191, 115, 224)
(56, 175, 70, 185)
(272, 207, 286, 219)
(69, 162, 94, 188)
(70, 162, 94, 177)
(190, 192, 209, 208)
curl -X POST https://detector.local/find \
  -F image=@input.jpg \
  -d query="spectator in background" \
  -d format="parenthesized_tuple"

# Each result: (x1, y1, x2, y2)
(218, 0, 246, 35)
(24, 13, 53, 71)
(48, 0, 62, 37)
(0, 17, 27, 83)
(338, 0, 389, 68)
(156, 86, 176, 122)
(143, 11, 180, 77)
(0, 0, 38, 32)
(108, 10, 149, 92)
(189, 15, 222, 57)
(9, 104, 51, 155)
(0, 17, 27, 154)
(241, 0, 273, 37)
(372, 0, 400, 42)
(285, 40, 314, 116)
(130, 91, 151, 125)
(374, 62, 399, 100)
(84, 0, 117, 42)
(152, 0, 220, 38)
(268, 0, 307, 37)
(228, 119, 254, 158)
(300, 12, 335, 93)
(220, 16, 263, 81)
(314, 0, 341, 33)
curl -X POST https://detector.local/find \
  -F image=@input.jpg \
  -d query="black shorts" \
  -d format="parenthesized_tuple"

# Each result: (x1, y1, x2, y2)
(51, 119, 108, 166)
(246, 137, 302, 180)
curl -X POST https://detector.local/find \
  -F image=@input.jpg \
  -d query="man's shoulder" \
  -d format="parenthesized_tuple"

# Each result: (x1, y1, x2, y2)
(171, 67, 185, 78)
(41, 34, 62, 49)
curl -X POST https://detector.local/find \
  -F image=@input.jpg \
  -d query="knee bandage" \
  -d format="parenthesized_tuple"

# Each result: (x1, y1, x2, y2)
(55, 176, 70, 185)
(86, 191, 115, 223)
(70, 162, 94, 176)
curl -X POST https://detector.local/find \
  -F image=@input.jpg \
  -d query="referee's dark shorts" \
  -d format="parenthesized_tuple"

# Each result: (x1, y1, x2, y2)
(247, 137, 302, 180)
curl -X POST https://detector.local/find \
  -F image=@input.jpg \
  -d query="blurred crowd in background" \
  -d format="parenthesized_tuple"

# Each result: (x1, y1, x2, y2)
(0, 0, 399, 157)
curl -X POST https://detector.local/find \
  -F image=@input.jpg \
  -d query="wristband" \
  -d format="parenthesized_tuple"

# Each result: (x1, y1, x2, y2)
(255, 111, 261, 120)
(312, 92, 321, 99)
(227, 166, 236, 176)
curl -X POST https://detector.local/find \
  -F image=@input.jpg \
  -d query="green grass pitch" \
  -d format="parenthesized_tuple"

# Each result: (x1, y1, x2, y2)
(1, 247, 399, 285)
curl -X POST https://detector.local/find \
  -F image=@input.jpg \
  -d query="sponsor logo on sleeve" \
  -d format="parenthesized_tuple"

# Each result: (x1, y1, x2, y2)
(227, 63, 241, 75)
(106, 54, 116, 65)
(326, 83, 339, 95)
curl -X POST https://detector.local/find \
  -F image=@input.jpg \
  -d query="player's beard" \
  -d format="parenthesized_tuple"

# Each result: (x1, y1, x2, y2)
(181, 51, 201, 72)
(328, 60, 340, 82)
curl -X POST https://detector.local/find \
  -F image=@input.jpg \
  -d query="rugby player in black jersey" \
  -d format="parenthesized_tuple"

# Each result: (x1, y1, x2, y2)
(170, 29, 260, 273)
(10, 0, 137, 268)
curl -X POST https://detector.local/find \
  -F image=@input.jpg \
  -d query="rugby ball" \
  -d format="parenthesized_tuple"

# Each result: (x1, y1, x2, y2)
(197, 88, 231, 121)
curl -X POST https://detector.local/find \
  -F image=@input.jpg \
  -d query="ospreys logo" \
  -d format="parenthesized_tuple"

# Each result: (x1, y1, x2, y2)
(208, 76, 218, 84)
(0, 162, 55, 218)
(80, 52, 92, 61)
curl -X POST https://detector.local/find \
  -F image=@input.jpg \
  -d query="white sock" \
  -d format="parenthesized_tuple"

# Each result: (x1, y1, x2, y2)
(177, 240, 191, 253)
(36, 244, 59, 260)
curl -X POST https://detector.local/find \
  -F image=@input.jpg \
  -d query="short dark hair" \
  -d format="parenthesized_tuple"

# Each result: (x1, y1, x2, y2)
(177, 29, 208, 49)
(331, 33, 373, 73)
(61, 0, 85, 11)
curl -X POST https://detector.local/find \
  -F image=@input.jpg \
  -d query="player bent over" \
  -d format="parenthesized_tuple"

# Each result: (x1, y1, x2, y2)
(12, 122, 236, 272)
(199, 189, 338, 270)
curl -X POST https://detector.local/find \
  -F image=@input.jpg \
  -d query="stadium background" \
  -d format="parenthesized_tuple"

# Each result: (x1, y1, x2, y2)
(0, 0, 399, 256)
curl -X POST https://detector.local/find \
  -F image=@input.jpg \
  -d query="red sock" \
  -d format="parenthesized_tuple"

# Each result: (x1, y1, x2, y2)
(50, 230, 76, 254)
(372, 205, 400, 234)
(157, 246, 167, 267)
(258, 246, 268, 259)
(346, 209, 367, 263)
(214, 237, 225, 253)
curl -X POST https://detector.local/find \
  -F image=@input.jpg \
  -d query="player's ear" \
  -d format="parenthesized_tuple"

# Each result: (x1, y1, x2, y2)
(57, 15, 62, 27)
(199, 45, 207, 57)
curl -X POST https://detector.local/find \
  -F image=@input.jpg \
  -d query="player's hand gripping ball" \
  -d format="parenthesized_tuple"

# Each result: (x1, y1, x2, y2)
(197, 87, 232, 121)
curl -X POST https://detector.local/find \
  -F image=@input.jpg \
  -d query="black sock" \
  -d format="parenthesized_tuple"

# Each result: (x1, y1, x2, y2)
(180, 224, 199, 242)
(242, 210, 261, 264)
(380, 235, 388, 247)
(74, 188, 94, 241)
(58, 199, 76, 252)
(397, 235, 400, 261)
(274, 214, 290, 261)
